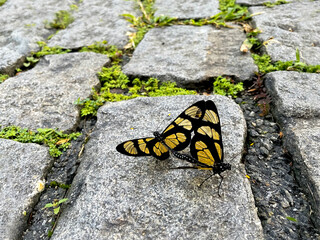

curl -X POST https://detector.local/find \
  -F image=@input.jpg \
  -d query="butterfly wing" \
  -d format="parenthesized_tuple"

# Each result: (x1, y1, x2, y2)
(190, 100, 224, 168)
(160, 100, 206, 151)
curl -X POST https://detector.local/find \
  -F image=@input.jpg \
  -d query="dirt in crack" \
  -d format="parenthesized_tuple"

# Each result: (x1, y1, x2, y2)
(22, 118, 96, 240)
(239, 91, 319, 240)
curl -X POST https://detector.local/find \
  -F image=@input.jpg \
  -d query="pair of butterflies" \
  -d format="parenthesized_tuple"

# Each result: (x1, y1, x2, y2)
(116, 100, 231, 193)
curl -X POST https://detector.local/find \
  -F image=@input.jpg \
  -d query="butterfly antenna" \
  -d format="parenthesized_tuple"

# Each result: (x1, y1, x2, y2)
(217, 174, 224, 197)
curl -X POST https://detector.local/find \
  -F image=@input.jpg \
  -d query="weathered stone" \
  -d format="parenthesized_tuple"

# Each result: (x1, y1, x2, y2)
(265, 71, 320, 119)
(250, 2, 320, 65)
(236, 0, 299, 6)
(0, 52, 109, 131)
(51, 95, 263, 240)
(154, 0, 220, 19)
(123, 25, 258, 87)
(0, 0, 77, 75)
(0, 139, 52, 240)
(283, 119, 320, 229)
(48, 0, 138, 49)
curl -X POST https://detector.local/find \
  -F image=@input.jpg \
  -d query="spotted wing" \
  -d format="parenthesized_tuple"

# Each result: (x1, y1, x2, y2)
(160, 100, 206, 151)
(116, 137, 155, 157)
(190, 100, 224, 168)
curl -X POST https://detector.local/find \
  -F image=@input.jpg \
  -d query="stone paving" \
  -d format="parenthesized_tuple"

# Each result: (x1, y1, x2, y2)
(0, 0, 319, 239)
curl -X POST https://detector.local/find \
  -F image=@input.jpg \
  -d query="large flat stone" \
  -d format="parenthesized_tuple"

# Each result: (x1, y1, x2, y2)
(0, 52, 109, 131)
(123, 26, 257, 87)
(0, 0, 76, 75)
(51, 95, 263, 239)
(48, 0, 138, 49)
(250, 2, 320, 65)
(154, 0, 220, 19)
(265, 71, 320, 119)
(0, 139, 52, 240)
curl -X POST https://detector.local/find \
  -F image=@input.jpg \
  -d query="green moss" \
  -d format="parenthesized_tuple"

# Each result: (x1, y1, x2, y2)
(213, 76, 244, 98)
(47, 10, 74, 29)
(80, 41, 123, 63)
(252, 53, 320, 74)
(0, 74, 9, 83)
(0, 0, 6, 6)
(50, 181, 71, 189)
(76, 65, 196, 117)
(123, 0, 250, 49)
(0, 126, 81, 157)
(264, 0, 288, 7)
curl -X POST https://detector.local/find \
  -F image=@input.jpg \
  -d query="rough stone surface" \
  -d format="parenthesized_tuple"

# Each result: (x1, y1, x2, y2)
(236, 0, 299, 6)
(0, 139, 52, 240)
(265, 71, 320, 119)
(0, 0, 76, 75)
(0, 52, 109, 131)
(250, 2, 320, 65)
(123, 25, 258, 86)
(48, 0, 138, 49)
(51, 95, 263, 240)
(265, 71, 320, 229)
(154, 0, 220, 19)
(284, 120, 320, 229)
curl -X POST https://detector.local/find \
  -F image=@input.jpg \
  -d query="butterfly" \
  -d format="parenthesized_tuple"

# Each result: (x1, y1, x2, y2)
(116, 100, 207, 160)
(171, 100, 231, 196)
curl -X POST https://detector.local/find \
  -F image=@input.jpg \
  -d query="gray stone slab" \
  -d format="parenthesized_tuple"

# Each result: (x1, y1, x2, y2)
(283, 119, 320, 229)
(0, 52, 109, 131)
(154, 0, 220, 19)
(265, 71, 320, 119)
(250, 2, 320, 65)
(48, 0, 138, 49)
(123, 25, 258, 87)
(51, 95, 263, 240)
(0, 139, 52, 240)
(0, 0, 76, 75)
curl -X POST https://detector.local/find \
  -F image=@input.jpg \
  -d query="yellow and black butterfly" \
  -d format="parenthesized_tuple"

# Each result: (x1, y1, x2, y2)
(172, 100, 231, 195)
(116, 100, 206, 160)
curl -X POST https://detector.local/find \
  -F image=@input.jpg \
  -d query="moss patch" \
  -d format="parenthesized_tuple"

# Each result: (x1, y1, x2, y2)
(0, 74, 9, 83)
(76, 65, 196, 117)
(0, 126, 81, 157)
(213, 76, 244, 98)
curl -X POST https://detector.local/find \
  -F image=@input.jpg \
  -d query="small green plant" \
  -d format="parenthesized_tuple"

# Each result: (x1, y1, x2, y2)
(23, 56, 39, 67)
(0, 0, 6, 6)
(252, 51, 320, 74)
(43, 198, 68, 215)
(76, 65, 196, 117)
(80, 41, 122, 63)
(50, 181, 71, 189)
(213, 76, 244, 98)
(264, 0, 288, 7)
(0, 74, 9, 83)
(0, 126, 81, 157)
(47, 10, 74, 29)
(286, 216, 297, 222)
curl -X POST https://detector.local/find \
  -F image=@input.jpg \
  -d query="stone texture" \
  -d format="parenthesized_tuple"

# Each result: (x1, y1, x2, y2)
(0, 52, 109, 131)
(0, 0, 77, 75)
(236, 0, 299, 6)
(250, 2, 320, 65)
(51, 95, 263, 240)
(283, 119, 320, 229)
(48, 0, 138, 49)
(154, 0, 220, 19)
(265, 71, 320, 119)
(123, 25, 258, 87)
(0, 139, 52, 240)
(265, 71, 320, 229)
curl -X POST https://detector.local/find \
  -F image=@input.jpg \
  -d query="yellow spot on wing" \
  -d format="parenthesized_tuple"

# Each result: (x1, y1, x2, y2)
(138, 139, 150, 154)
(195, 141, 215, 166)
(197, 126, 220, 140)
(153, 142, 168, 156)
(164, 133, 187, 149)
(203, 110, 219, 124)
(163, 124, 174, 133)
(124, 141, 137, 155)
(185, 106, 202, 119)
(175, 117, 192, 130)
(215, 143, 222, 160)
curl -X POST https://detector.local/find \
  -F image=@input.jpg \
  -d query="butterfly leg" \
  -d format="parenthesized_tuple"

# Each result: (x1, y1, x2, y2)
(198, 173, 214, 188)
(217, 173, 224, 197)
